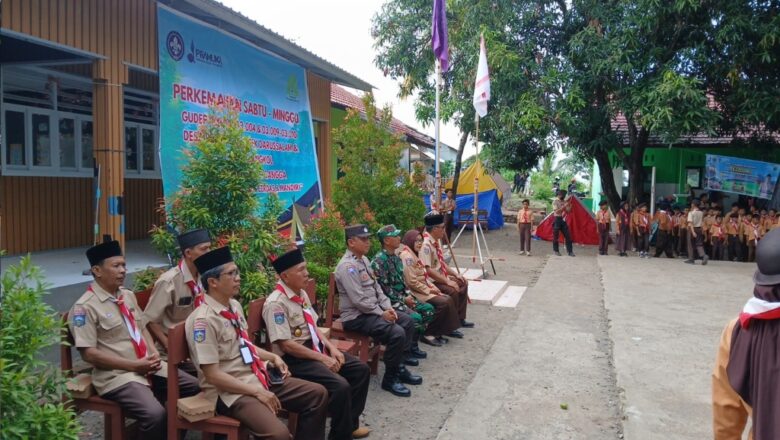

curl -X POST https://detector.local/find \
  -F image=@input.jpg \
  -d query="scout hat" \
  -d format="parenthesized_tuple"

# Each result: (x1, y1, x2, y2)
(345, 224, 371, 239)
(754, 228, 780, 286)
(86, 239, 122, 266)
(177, 228, 211, 251)
(377, 224, 402, 240)
(271, 248, 305, 274)
(424, 214, 445, 227)
(194, 246, 233, 275)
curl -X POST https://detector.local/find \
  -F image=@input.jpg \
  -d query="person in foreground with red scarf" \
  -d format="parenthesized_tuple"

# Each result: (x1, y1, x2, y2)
(185, 247, 327, 440)
(69, 239, 199, 440)
(712, 227, 780, 440)
(263, 248, 371, 439)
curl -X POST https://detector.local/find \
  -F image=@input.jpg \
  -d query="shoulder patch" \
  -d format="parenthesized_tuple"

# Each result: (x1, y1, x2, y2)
(193, 319, 207, 343)
(274, 311, 286, 325)
(423, 247, 431, 255)
(72, 305, 87, 327)
(404, 257, 414, 266)
(347, 266, 357, 274)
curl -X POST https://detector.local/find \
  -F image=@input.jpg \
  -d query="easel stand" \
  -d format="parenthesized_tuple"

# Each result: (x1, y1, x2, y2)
(449, 115, 497, 277)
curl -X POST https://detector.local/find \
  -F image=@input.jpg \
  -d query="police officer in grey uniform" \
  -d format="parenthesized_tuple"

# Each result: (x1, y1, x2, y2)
(335, 224, 422, 397)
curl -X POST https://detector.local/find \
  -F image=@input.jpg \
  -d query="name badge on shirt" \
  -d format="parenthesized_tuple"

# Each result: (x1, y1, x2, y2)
(240, 345, 254, 365)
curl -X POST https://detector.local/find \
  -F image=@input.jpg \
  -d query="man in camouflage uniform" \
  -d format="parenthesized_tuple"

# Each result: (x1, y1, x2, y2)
(371, 224, 432, 359)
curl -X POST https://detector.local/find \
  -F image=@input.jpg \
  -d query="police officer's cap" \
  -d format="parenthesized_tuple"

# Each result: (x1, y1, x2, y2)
(424, 214, 445, 227)
(194, 246, 233, 275)
(754, 228, 780, 286)
(177, 228, 211, 251)
(86, 239, 123, 266)
(345, 224, 371, 239)
(272, 248, 305, 274)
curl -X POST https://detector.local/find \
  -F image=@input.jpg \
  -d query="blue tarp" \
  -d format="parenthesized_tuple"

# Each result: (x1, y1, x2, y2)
(424, 189, 505, 230)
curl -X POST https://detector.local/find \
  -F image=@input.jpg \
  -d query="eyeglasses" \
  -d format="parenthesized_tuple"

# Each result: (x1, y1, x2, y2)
(220, 268, 241, 279)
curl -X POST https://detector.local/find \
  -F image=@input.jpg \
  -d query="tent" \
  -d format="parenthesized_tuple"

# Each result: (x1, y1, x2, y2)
(445, 160, 503, 201)
(535, 196, 600, 245)
(424, 189, 504, 230)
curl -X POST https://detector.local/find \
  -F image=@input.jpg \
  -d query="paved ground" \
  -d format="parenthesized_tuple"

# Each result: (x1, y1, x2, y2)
(73, 226, 756, 439)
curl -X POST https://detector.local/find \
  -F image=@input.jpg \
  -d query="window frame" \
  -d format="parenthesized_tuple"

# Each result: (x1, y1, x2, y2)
(123, 122, 160, 179)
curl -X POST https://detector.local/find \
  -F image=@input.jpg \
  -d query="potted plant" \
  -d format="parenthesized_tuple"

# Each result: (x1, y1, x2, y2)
(131, 266, 164, 310)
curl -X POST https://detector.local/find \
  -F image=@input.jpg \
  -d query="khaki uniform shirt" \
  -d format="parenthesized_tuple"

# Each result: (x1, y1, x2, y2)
(552, 198, 566, 217)
(69, 282, 166, 395)
(144, 263, 201, 337)
(746, 223, 764, 242)
(687, 210, 704, 228)
(185, 294, 260, 408)
(263, 282, 317, 356)
(397, 245, 437, 302)
(726, 214, 740, 235)
(712, 318, 753, 440)
(442, 198, 456, 215)
(517, 208, 533, 224)
(420, 234, 453, 277)
(654, 210, 672, 232)
(334, 250, 391, 323)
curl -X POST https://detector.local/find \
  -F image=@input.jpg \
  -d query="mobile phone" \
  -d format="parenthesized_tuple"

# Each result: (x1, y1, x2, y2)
(268, 366, 284, 385)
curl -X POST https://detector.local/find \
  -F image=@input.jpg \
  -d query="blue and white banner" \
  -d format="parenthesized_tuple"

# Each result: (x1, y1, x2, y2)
(157, 5, 322, 222)
(705, 154, 780, 200)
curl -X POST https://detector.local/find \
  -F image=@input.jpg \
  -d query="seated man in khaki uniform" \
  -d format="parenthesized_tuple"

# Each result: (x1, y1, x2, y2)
(69, 239, 199, 440)
(144, 228, 211, 366)
(264, 248, 371, 440)
(185, 247, 328, 440)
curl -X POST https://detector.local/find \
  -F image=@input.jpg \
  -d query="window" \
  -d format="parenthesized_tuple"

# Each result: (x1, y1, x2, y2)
(125, 126, 139, 171)
(5, 110, 26, 166)
(124, 123, 158, 176)
(81, 121, 93, 169)
(32, 113, 52, 167)
(59, 118, 76, 168)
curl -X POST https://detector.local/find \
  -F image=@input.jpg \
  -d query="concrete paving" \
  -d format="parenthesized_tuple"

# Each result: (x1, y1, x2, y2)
(600, 256, 754, 439)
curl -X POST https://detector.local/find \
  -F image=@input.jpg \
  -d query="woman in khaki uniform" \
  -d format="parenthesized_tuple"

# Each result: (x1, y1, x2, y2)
(400, 230, 461, 346)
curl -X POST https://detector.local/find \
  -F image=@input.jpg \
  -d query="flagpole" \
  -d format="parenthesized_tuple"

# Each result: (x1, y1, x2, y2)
(434, 60, 442, 212)
(472, 114, 479, 263)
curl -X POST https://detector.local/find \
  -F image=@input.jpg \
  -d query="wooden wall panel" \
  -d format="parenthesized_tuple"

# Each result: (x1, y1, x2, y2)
(0, 176, 92, 255)
(124, 179, 164, 240)
(307, 72, 331, 121)
(2, 0, 157, 71)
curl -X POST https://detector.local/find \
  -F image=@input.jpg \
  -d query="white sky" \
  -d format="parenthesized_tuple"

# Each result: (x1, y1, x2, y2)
(215, 0, 474, 158)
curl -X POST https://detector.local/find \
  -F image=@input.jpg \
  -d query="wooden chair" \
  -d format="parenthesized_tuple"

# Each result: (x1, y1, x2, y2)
(325, 274, 381, 374)
(132, 288, 153, 311)
(60, 313, 128, 440)
(167, 323, 249, 440)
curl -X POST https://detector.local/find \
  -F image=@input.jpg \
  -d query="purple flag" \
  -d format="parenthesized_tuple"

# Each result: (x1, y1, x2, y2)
(432, 0, 449, 71)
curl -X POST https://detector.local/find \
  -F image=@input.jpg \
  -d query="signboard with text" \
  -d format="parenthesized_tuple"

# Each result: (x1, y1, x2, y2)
(705, 154, 780, 199)
(157, 5, 322, 224)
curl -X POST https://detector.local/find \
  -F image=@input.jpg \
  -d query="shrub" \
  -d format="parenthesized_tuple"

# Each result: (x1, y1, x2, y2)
(302, 205, 346, 309)
(132, 266, 165, 292)
(0, 256, 80, 440)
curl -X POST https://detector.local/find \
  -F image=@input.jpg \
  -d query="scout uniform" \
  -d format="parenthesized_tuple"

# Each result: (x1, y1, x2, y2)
(420, 214, 471, 322)
(678, 208, 690, 257)
(399, 230, 461, 340)
(69, 240, 199, 440)
(335, 224, 420, 397)
(551, 194, 574, 255)
(652, 204, 674, 258)
(596, 202, 611, 255)
(710, 218, 726, 261)
(441, 194, 457, 241)
(517, 204, 534, 255)
(144, 228, 210, 361)
(635, 205, 650, 257)
(264, 249, 370, 440)
(725, 210, 742, 261)
(746, 217, 764, 263)
(185, 247, 327, 440)
(615, 204, 631, 256)
(685, 201, 708, 264)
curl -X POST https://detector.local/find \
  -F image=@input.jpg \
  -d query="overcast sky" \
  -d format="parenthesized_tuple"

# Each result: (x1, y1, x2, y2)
(215, 0, 474, 158)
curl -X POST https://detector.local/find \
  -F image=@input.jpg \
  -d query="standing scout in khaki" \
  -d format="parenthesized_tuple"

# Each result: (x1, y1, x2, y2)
(69, 240, 199, 440)
(652, 202, 675, 258)
(596, 200, 611, 255)
(517, 199, 534, 256)
(185, 247, 328, 440)
(685, 199, 709, 265)
(144, 228, 211, 364)
(420, 214, 474, 330)
(264, 249, 371, 440)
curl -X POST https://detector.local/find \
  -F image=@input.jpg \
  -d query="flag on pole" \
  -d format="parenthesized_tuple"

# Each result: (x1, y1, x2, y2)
(473, 35, 490, 118)
(432, 0, 449, 71)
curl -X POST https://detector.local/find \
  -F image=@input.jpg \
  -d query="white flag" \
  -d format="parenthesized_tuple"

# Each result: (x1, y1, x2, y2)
(473, 35, 490, 118)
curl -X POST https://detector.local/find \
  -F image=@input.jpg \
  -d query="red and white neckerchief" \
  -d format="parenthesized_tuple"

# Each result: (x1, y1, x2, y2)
(276, 283, 326, 355)
(179, 260, 204, 307)
(219, 308, 270, 389)
(618, 209, 629, 228)
(752, 224, 762, 242)
(598, 210, 609, 224)
(90, 285, 147, 360)
(640, 213, 649, 231)
(739, 297, 780, 329)
(423, 232, 448, 275)
(519, 209, 532, 224)
(714, 225, 725, 240)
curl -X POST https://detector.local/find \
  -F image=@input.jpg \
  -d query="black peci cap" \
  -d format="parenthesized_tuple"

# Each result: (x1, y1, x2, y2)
(194, 247, 233, 275)
(271, 248, 305, 274)
(86, 240, 123, 266)
(177, 228, 211, 251)
(424, 214, 445, 227)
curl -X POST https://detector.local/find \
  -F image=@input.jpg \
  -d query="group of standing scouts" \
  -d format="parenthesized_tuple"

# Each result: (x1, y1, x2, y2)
(68, 212, 473, 440)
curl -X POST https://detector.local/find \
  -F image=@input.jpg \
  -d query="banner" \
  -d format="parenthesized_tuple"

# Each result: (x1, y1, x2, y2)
(705, 154, 780, 199)
(157, 5, 322, 223)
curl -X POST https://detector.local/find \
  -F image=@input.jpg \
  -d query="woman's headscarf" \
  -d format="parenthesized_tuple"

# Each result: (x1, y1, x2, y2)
(402, 230, 421, 254)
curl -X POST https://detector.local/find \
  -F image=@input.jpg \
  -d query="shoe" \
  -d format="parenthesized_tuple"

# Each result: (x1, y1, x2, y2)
(381, 376, 411, 397)
(353, 427, 372, 438)
(519, 250, 526, 255)
(435, 336, 449, 344)
(526, 252, 531, 257)
(684, 259, 695, 265)
(447, 330, 464, 339)
(409, 344, 428, 359)
(403, 357, 419, 366)
(398, 366, 423, 385)
(460, 320, 475, 328)
(702, 255, 709, 266)
(554, 251, 562, 256)
(568, 252, 576, 257)
(420, 335, 442, 347)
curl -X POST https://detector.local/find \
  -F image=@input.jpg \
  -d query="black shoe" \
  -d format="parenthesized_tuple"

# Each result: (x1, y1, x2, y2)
(381, 376, 411, 397)
(554, 251, 562, 256)
(684, 259, 695, 265)
(398, 366, 423, 385)
(568, 252, 576, 257)
(420, 336, 443, 347)
(403, 357, 419, 366)
(447, 330, 464, 339)
(702, 255, 709, 266)
(460, 320, 475, 328)
(435, 336, 449, 344)
(409, 345, 428, 359)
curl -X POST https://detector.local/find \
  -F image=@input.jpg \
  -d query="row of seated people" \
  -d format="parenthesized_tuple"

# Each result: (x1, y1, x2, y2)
(67, 213, 473, 440)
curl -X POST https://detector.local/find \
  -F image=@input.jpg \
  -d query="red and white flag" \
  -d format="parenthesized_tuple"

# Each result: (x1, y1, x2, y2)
(473, 35, 490, 118)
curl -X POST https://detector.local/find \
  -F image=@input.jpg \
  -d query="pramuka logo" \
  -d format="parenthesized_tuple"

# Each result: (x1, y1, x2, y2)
(166, 30, 222, 67)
